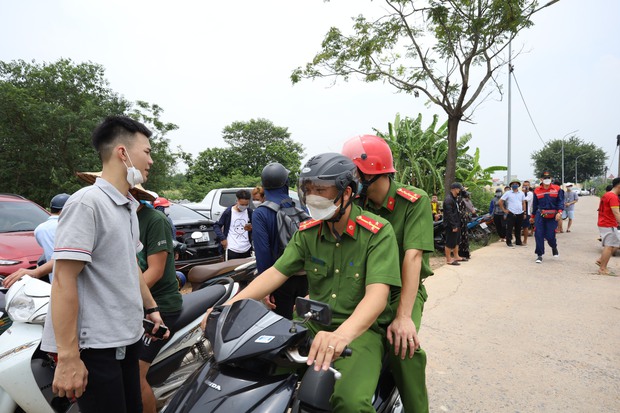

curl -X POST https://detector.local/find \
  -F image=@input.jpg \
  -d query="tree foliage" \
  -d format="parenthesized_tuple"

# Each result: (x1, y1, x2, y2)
(183, 118, 304, 201)
(376, 113, 506, 196)
(0, 59, 180, 206)
(292, 0, 553, 191)
(531, 136, 606, 183)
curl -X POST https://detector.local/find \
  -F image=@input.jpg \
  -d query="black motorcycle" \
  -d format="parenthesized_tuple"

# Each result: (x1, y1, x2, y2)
(161, 297, 402, 412)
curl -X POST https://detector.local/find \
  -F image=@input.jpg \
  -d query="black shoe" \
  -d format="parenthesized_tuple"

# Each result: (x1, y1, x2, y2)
(536, 255, 543, 263)
(552, 247, 559, 257)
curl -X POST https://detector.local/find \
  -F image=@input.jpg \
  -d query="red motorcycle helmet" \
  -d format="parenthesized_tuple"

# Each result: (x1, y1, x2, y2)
(153, 197, 171, 208)
(341, 135, 397, 175)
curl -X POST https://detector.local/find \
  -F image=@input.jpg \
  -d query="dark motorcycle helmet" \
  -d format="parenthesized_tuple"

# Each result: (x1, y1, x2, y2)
(50, 193, 70, 213)
(297, 153, 361, 208)
(261, 163, 290, 189)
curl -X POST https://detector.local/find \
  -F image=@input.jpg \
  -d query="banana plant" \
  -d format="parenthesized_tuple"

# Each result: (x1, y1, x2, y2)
(376, 113, 506, 196)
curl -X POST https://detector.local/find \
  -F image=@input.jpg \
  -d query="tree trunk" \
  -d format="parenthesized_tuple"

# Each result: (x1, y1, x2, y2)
(444, 116, 460, 191)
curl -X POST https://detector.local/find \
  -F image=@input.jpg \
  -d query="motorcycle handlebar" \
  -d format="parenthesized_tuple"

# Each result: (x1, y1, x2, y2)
(305, 338, 352, 358)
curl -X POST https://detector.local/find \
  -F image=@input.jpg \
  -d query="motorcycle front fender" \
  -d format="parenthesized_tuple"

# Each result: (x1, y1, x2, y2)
(163, 359, 297, 413)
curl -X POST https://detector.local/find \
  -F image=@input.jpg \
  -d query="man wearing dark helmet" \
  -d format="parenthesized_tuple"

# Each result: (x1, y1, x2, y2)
(202, 152, 402, 412)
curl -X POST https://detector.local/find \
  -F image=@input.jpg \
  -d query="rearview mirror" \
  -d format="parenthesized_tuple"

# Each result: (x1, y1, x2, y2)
(295, 297, 332, 326)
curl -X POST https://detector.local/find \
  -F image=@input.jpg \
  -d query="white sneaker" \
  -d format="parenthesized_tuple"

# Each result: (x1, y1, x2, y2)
(536, 256, 543, 263)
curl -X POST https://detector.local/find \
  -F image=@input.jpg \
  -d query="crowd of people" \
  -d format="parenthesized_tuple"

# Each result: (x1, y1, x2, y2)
(5, 113, 617, 412)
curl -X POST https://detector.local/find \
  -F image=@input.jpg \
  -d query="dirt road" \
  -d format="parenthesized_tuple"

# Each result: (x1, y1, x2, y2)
(421, 195, 620, 412)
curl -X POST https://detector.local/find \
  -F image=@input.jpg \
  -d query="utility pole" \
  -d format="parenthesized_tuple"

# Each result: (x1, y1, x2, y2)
(506, 42, 512, 185)
(617, 135, 620, 178)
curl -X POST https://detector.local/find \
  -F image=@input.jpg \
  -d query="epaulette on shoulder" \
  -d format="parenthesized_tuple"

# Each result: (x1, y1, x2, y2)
(355, 215, 384, 234)
(396, 187, 422, 203)
(299, 219, 322, 231)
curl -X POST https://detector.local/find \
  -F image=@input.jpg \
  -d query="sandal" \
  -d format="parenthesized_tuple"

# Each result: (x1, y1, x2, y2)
(566, 230, 571, 233)
(595, 260, 601, 267)
(447, 261, 461, 266)
(598, 269, 617, 276)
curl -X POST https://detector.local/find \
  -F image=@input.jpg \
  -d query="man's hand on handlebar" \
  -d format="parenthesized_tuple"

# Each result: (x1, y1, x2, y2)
(306, 331, 351, 372)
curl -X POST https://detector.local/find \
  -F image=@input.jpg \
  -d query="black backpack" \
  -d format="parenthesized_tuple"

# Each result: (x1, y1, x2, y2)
(259, 198, 310, 258)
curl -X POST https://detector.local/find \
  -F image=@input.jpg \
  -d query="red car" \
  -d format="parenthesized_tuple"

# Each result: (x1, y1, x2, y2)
(0, 194, 50, 277)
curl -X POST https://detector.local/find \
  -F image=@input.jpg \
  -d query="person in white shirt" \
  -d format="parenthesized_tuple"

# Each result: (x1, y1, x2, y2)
(521, 181, 534, 245)
(499, 180, 526, 248)
(213, 189, 253, 259)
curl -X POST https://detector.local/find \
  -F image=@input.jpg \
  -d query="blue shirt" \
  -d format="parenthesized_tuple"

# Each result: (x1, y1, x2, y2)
(34, 215, 59, 263)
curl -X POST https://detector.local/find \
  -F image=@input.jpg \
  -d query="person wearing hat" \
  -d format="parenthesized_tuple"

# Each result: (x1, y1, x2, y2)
(2, 193, 70, 288)
(530, 171, 564, 263)
(443, 182, 464, 264)
(499, 180, 526, 248)
(558, 183, 579, 233)
(41, 115, 168, 412)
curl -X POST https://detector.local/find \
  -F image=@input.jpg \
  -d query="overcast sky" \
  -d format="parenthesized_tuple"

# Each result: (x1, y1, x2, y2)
(2, 0, 619, 182)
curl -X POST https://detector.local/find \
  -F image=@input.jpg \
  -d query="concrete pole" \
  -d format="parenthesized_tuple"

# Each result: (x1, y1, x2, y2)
(507, 42, 512, 185)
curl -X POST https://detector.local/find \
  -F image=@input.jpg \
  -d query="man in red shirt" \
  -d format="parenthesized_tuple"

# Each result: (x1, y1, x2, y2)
(596, 177, 620, 275)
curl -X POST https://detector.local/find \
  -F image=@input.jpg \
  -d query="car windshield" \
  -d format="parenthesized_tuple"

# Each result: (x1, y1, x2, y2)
(0, 200, 50, 233)
(168, 203, 209, 222)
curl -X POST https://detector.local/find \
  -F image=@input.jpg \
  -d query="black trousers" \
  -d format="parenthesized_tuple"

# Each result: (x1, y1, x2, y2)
(505, 212, 523, 245)
(227, 249, 252, 259)
(493, 214, 506, 238)
(271, 275, 309, 319)
(77, 340, 142, 413)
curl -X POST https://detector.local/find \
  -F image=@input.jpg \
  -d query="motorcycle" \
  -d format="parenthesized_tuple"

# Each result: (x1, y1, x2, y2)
(467, 214, 491, 247)
(187, 257, 256, 291)
(433, 214, 491, 252)
(0, 275, 236, 413)
(161, 297, 402, 412)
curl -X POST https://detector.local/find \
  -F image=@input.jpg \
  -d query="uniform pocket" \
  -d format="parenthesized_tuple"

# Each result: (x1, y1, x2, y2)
(304, 259, 328, 298)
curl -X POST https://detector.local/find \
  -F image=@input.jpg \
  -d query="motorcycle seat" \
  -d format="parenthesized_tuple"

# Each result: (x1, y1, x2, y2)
(188, 258, 254, 290)
(169, 284, 227, 331)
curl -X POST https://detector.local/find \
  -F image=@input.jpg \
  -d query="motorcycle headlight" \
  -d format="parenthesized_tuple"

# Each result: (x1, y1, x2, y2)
(7, 287, 36, 323)
(5, 275, 50, 324)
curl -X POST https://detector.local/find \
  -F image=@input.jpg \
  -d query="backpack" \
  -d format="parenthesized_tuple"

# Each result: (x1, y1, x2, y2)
(259, 198, 311, 258)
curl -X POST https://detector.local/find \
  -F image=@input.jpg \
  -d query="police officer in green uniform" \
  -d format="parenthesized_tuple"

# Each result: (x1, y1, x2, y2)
(201, 153, 402, 413)
(343, 135, 433, 413)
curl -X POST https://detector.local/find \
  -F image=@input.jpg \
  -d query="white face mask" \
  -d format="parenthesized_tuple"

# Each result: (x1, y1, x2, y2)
(252, 200, 263, 208)
(122, 151, 144, 188)
(237, 204, 248, 212)
(543, 179, 551, 185)
(305, 194, 338, 221)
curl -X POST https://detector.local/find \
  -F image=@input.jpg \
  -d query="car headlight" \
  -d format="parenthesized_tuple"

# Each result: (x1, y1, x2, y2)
(5, 275, 50, 324)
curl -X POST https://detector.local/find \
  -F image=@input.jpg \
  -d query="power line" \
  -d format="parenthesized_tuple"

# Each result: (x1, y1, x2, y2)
(511, 71, 547, 147)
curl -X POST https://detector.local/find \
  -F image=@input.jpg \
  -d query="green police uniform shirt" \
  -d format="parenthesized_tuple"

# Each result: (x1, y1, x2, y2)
(137, 207, 183, 313)
(274, 204, 402, 327)
(364, 180, 434, 278)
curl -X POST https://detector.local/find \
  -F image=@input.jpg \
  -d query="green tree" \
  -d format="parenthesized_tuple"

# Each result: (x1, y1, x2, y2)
(0, 59, 180, 205)
(127, 100, 180, 194)
(292, 0, 557, 191)
(531, 136, 607, 183)
(185, 118, 305, 201)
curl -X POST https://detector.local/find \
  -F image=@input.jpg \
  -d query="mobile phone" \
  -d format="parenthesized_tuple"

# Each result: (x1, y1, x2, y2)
(143, 319, 168, 339)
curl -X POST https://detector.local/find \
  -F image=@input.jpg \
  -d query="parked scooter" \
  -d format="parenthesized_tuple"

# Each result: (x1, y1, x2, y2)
(162, 297, 402, 412)
(0, 275, 235, 413)
(187, 258, 256, 291)
(467, 213, 491, 247)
